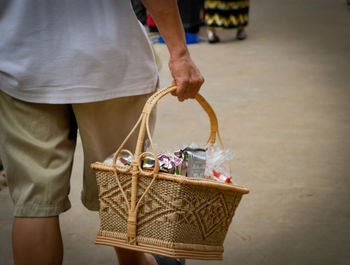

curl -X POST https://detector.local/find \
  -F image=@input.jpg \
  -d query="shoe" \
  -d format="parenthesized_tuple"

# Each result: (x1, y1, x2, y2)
(207, 31, 220, 44)
(236, 29, 247, 40)
(152, 254, 185, 265)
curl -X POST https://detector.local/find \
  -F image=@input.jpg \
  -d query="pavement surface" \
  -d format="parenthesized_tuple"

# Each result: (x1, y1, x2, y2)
(1, 0, 350, 264)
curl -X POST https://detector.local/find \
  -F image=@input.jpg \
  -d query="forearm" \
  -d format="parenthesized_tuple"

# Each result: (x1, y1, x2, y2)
(141, 0, 204, 101)
(141, 0, 188, 59)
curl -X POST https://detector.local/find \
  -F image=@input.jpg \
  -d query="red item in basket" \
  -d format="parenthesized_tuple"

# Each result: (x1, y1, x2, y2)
(212, 169, 232, 184)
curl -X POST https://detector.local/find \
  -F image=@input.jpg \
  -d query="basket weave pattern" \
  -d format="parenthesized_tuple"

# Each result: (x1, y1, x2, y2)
(97, 170, 243, 247)
(92, 86, 249, 260)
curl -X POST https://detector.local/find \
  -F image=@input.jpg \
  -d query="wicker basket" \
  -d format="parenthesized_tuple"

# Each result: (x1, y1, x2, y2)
(91, 85, 249, 260)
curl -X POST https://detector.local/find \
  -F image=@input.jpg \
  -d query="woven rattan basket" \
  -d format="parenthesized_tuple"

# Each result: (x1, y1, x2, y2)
(91, 85, 249, 260)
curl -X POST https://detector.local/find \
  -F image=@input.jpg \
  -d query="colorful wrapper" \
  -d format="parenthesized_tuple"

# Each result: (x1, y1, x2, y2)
(141, 154, 186, 176)
(141, 147, 206, 178)
(212, 169, 232, 184)
(158, 155, 175, 174)
(141, 156, 155, 169)
(116, 146, 234, 184)
(173, 156, 184, 175)
(116, 155, 132, 166)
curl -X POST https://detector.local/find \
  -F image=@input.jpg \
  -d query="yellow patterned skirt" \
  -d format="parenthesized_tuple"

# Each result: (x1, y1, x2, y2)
(204, 0, 249, 29)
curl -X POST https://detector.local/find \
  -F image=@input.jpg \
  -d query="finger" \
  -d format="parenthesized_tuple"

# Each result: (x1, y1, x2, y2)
(189, 87, 199, 99)
(186, 84, 196, 99)
(190, 78, 204, 99)
(187, 79, 199, 99)
(183, 79, 198, 100)
(176, 80, 189, 100)
(190, 75, 204, 98)
(177, 97, 185, 102)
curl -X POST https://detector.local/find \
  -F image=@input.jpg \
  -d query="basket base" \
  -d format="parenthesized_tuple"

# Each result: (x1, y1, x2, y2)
(95, 235, 223, 260)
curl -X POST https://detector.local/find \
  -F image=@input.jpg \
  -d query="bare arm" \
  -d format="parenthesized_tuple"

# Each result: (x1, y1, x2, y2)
(141, 0, 204, 101)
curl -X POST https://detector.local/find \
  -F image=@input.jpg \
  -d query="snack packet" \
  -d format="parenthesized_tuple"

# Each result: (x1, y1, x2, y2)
(104, 143, 236, 184)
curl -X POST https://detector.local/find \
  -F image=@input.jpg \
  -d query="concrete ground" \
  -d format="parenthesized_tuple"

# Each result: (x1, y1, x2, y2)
(1, 0, 349, 264)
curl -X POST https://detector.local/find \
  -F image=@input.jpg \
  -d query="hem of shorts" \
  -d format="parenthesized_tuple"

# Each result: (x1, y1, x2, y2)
(13, 198, 72, 217)
(81, 192, 99, 212)
(0, 78, 158, 104)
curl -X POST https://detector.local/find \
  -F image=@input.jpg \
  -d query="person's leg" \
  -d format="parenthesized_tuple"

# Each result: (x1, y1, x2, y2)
(115, 248, 157, 265)
(13, 217, 63, 265)
(114, 249, 184, 265)
(207, 27, 220, 43)
(236, 0, 249, 40)
(236, 26, 247, 40)
(0, 90, 77, 265)
(73, 93, 158, 265)
(203, 0, 221, 43)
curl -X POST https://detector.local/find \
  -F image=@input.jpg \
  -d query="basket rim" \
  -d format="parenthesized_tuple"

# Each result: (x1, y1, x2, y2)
(91, 162, 249, 194)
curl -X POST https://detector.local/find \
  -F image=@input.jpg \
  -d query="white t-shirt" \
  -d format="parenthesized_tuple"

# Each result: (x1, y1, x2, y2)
(0, 0, 158, 104)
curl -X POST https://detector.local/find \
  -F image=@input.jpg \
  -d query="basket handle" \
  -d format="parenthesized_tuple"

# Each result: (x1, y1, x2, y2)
(112, 85, 224, 170)
(143, 85, 221, 145)
(134, 85, 224, 162)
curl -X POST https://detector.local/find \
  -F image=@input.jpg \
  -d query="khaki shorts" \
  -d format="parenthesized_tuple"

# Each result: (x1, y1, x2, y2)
(0, 90, 155, 217)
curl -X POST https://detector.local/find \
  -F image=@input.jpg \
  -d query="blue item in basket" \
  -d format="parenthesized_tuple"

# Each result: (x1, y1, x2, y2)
(158, 33, 204, 45)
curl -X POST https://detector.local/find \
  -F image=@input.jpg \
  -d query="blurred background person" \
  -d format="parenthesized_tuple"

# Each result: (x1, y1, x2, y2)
(204, 0, 250, 43)
(131, 0, 147, 25)
(177, 0, 203, 34)
(132, 0, 203, 34)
